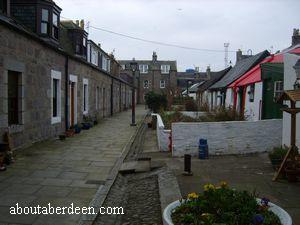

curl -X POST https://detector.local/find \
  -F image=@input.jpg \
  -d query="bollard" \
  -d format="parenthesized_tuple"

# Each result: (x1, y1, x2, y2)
(199, 139, 209, 159)
(183, 154, 193, 176)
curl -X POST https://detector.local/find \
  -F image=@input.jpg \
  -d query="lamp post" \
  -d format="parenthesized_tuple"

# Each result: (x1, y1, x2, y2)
(186, 80, 192, 97)
(130, 59, 138, 126)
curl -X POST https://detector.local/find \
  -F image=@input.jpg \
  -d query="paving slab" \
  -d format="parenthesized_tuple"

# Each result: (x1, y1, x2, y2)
(0, 105, 146, 225)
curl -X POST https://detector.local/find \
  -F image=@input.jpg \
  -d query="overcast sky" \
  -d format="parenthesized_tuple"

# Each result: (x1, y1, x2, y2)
(55, 0, 300, 72)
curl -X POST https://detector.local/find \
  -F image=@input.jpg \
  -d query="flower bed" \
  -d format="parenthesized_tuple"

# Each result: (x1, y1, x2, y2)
(163, 182, 291, 225)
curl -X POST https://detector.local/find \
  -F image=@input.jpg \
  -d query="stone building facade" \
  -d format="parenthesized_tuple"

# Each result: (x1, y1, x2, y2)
(119, 52, 177, 104)
(0, 2, 133, 150)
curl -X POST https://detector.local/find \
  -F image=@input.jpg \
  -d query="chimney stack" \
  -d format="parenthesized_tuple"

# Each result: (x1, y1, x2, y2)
(80, 19, 85, 30)
(206, 66, 211, 80)
(292, 28, 300, 46)
(152, 51, 157, 62)
(236, 49, 243, 63)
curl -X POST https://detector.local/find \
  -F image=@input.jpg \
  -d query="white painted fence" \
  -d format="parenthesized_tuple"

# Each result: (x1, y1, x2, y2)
(172, 119, 282, 157)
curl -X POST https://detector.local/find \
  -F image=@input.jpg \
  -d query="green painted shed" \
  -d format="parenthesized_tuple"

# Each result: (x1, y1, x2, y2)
(261, 63, 284, 119)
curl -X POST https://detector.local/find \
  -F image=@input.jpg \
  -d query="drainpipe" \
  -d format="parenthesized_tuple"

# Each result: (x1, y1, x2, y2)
(65, 55, 69, 131)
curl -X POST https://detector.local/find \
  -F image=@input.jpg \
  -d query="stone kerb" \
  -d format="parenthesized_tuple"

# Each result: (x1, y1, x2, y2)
(172, 119, 283, 157)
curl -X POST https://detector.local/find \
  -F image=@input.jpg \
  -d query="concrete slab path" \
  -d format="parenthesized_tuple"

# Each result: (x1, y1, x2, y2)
(0, 106, 146, 225)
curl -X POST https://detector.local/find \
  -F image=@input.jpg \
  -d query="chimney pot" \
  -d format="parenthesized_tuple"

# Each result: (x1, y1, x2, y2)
(152, 51, 157, 62)
(80, 19, 85, 29)
(292, 28, 300, 46)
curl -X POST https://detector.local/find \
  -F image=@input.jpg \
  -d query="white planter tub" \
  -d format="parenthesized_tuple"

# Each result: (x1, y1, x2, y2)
(163, 199, 292, 225)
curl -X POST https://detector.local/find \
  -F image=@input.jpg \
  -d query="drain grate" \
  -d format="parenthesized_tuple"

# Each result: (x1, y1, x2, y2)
(85, 180, 106, 185)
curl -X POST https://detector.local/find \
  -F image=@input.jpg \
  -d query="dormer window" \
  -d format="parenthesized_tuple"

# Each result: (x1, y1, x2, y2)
(41, 9, 49, 35)
(52, 13, 59, 39)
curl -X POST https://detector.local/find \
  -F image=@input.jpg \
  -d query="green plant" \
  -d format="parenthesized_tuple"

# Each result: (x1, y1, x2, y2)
(171, 182, 281, 225)
(198, 106, 246, 122)
(145, 91, 167, 113)
(160, 109, 200, 129)
(268, 147, 288, 161)
(185, 99, 198, 111)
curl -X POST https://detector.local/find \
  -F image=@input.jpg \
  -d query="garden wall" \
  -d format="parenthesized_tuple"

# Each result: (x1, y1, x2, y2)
(152, 113, 170, 152)
(172, 119, 282, 157)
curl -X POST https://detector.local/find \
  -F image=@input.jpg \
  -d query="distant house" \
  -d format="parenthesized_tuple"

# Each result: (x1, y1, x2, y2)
(119, 52, 177, 104)
(182, 82, 204, 100)
(227, 41, 300, 121)
(176, 68, 209, 94)
(196, 67, 231, 109)
(209, 50, 270, 110)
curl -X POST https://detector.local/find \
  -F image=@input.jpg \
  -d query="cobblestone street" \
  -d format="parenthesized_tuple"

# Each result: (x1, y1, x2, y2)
(0, 106, 146, 225)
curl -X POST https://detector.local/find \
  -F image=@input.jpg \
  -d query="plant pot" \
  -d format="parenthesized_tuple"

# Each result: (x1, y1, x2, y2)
(81, 123, 91, 130)
(59, 135, 66, 141)
(163, 199, 292, 225)
(285, 168, 298, 182)
(0, 143, 8, 152)
(271, 158, 283, 170)
(74, 127, 81, 134)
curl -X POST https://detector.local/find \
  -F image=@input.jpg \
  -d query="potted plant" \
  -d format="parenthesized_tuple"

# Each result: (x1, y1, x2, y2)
(59, 134, 66, 141)
(285, 161, 298, 182)
(82, 115, 93, 130)
(163, 182, 292, 225)
(268, 147, 288, 170)
(74, 124, 82, 134)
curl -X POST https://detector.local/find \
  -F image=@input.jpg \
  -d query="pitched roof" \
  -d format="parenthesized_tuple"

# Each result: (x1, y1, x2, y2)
(182, 82, 205, 94)
(277, 90, 300, 103)
(197, 67, 232, 92)
(209, 50, 270, 90)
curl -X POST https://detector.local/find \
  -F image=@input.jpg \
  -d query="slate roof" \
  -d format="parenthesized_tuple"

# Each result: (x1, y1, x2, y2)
(209, 50, 270, 90)
(182, 82, 204, 94)
(197, 67, 232, 92)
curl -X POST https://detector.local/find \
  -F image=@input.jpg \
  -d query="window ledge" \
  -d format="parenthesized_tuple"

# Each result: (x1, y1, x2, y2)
(51, 116, 61, 125)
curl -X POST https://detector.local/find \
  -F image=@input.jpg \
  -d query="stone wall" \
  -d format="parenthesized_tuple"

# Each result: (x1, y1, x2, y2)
(172, 119, 282, 157)
(152, 113, 170, 152)
(0, 23, 132, 150)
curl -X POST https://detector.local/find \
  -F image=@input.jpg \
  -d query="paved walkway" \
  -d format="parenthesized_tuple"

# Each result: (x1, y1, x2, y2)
(0, 106, 146, 225)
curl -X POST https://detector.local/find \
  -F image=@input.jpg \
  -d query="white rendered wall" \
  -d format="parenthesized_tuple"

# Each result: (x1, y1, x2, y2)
(244, 82, 263, 121)
(172, 119, 282, 157)
(225, 88, 234, 107)
(282, 53, 300, 147)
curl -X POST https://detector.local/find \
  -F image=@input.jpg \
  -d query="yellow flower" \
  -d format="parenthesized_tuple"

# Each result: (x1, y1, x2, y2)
(220, 181, 228, 188)
(201, 213, 210, 217)
(204, 184, 215, 191)
(187, 192, 199, 199)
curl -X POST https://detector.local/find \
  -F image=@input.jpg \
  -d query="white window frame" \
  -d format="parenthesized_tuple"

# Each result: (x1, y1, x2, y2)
(51, 70, 61, 124)
(139, 64, 148, 74)
(69, 74, 78, 125)
(161, 64, 170, 74)
(121, 64, 126, 70)
(83, 78, 89, 114)
(96, 86, 100, 110)
(274, 81, 283, 100)
(144, 80, 149, 89)
(160, 80, 166, 89)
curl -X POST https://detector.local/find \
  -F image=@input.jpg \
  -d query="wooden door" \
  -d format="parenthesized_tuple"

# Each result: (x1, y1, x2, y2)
(70, 82, 75, 126)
